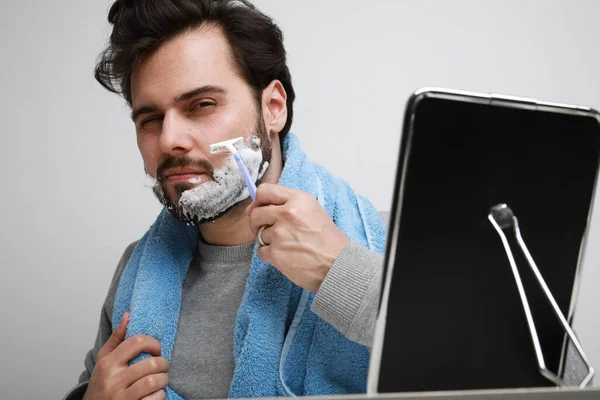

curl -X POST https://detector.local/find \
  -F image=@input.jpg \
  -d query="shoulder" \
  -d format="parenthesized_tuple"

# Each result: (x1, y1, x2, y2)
(110, 241, 138, 287)
(103, 241, 139, 323)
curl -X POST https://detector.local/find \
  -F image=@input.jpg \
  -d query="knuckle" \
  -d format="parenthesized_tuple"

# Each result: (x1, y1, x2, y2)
(145, 375, 157, 389)
(95, 358, 111, 375)
(272, 226, 285, 239)
(144, 373, 168, 390)
(283, 205, 297, 217)
(296, 190, 309, 201)
(148, 358, 159, 372)
(256, 184, 267, 197)
(282, 206, 301, 222)
(131, 335, 151, 351)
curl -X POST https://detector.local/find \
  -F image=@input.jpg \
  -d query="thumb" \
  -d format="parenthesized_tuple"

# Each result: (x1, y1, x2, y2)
(97, 311, 129, 360)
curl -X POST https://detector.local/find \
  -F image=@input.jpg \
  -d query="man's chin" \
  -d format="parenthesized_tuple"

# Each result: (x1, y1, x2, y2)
(173, 181, 199, 197)
(195, 207, 233, 225)
(154, 180, 251, 226)
(166, 199, 247, 226)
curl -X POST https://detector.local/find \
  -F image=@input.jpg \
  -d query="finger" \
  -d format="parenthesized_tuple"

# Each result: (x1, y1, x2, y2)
(257, 224, 275, 247)
(245, 201, 255, 215)
(98, 311, 129, 360)
(142, 390, 167, 400)
(248, 205, 281, 236)
(254, 183, 296, 207)
(124, 373, 169, 400)
(120, 357, 170, 388)
(112, 335, 162, 365)
(257, 244, 274, 266)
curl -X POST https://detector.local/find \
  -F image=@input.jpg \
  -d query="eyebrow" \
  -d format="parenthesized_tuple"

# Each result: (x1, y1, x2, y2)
(130, 85, 228, 122)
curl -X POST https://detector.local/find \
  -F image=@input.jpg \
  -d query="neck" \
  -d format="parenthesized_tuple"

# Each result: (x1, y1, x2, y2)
(197, 199, 254, 246)
(199, 134, 283, 246)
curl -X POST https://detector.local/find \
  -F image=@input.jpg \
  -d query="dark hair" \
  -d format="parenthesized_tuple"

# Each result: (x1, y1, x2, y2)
(95, 0, 296, 136)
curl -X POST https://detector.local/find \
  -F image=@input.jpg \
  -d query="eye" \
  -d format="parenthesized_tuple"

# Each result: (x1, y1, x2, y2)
(191, 100, 216, 111)
(139, 116, 163, 130)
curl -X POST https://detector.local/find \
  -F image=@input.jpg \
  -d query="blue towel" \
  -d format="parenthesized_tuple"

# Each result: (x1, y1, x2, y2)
(112, 133, 387, 399)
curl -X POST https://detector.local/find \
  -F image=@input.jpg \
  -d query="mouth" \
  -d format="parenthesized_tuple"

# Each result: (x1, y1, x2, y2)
(162, 168, 209, 184)
(169, 174, 208, 183)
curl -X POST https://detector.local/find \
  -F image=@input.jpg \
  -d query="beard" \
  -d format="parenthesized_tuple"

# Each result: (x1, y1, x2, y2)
(149, 115, 272, 226)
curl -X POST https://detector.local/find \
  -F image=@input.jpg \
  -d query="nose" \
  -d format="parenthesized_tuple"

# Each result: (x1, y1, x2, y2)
(158, 111, 195, 156)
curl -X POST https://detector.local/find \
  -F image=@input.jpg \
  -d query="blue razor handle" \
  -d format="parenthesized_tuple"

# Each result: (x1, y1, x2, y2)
(234, 152, 257, 200)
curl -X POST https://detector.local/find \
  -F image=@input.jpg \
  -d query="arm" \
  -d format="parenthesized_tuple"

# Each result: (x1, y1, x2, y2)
(62, 306, 113, 399)
(245, 184, 388, 347)
(311, 218, 594, 388)
(62, 242, 137, 400)
(311, 241, 383, 347)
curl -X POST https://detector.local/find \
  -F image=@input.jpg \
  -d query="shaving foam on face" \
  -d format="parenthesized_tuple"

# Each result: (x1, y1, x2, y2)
(238, 135, 269, 182)
(143, 174, 157, 188)
(168, 135, 268, 223)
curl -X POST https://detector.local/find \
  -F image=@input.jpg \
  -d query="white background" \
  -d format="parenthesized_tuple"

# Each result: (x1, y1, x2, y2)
(0, 1, 599, 398)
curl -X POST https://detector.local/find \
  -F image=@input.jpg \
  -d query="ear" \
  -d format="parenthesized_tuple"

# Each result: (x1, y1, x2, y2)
(261, 80, 288, 139)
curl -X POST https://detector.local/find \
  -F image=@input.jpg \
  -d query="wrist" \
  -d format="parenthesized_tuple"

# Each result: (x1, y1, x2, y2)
(314, 231, 350, 292)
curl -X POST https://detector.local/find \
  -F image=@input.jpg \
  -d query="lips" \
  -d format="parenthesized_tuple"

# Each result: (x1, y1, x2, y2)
(162, 168, 207, 183)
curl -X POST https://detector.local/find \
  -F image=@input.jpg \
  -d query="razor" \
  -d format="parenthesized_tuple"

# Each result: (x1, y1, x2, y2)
(209, 137, 257, 200)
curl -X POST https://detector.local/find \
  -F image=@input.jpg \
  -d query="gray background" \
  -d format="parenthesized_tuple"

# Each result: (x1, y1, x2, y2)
(0, 0, 599, 399)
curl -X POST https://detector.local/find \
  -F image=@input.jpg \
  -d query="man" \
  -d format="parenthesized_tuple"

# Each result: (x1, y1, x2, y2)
(64, 1, 386, 399)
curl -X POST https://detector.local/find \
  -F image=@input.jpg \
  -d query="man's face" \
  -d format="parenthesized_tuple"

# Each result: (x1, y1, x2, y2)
(131, 25, 271, 224)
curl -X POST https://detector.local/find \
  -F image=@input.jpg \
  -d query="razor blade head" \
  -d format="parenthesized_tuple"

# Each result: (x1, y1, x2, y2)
(490, 203, 515, 229)
(209, 137, 245, 154)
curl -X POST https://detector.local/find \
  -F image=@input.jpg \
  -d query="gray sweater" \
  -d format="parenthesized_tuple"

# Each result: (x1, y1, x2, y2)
(64, 236, 385, 399)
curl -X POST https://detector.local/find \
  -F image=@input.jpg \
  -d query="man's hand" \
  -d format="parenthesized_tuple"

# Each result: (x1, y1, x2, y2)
(83, 312, 170, 400)
(246, 183, 350, 293)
